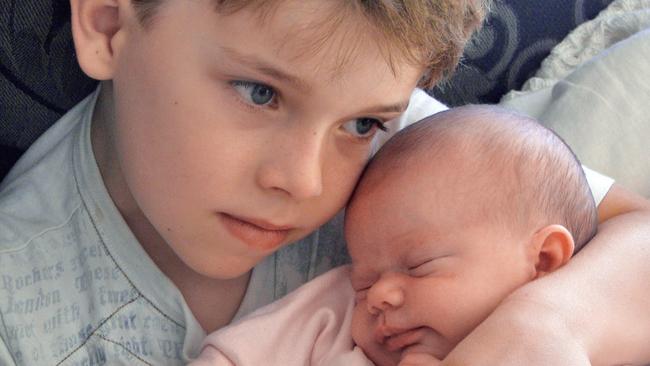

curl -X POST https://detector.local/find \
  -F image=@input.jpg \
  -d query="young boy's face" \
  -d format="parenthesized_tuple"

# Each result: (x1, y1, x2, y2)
(103, 0, 421, 278)
(346, 165, 534, 365)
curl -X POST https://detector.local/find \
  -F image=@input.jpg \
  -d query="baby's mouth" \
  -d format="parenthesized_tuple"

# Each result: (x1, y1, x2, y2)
(383, 327, 425, 353)
(381, 327, 451, 361)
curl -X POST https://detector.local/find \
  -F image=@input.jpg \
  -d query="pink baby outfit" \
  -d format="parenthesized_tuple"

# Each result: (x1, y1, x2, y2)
(189, 266, 373, 366)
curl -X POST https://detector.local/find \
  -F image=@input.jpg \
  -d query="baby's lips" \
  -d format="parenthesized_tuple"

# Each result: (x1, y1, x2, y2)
(384, 327, 424, 352)
(374, 322, 408, 344)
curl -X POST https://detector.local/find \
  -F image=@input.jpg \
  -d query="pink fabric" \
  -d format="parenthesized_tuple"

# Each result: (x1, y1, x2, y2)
(189, 266, 374, 366)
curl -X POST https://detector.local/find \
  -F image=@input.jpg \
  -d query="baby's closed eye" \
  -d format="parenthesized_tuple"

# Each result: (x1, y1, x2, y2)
(407, 255, 454, 277)
(408, 259, 436, 277)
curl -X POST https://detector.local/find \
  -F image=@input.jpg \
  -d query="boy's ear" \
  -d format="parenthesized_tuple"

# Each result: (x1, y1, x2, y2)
(70, 0, 129, 80)
(529, 224, 575, 279)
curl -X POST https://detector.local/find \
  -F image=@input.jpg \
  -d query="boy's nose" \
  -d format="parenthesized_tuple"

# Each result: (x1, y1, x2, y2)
(366, 275, 405, 315)
(256, 131, 324, 200)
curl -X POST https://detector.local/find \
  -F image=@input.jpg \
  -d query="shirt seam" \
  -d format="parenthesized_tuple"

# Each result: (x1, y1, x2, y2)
(77, 191, 185, 331)
(71, 105, 186, 331)
(95, 333, 153, 366)
(55, 295, 141, 366)
(0, 201, 83, 255)
(0, 305, 18, 365)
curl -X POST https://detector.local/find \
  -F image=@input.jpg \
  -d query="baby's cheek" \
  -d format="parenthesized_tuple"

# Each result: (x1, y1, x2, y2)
(350, 303, 372, 347)
(351, 304, 400, 366)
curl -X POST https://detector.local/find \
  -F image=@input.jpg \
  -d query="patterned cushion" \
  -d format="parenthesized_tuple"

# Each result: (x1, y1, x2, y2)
(0, 0, 613, 181)
(429, 0, 615, 106)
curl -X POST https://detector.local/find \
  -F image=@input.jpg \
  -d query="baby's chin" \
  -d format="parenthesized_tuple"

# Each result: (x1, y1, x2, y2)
(398, 350, 446, 365)
(360, 330, 456, 366)
(359, 343, 445, 366)
(352, 338, 399, 366)
(364, 348, 442, 366)
(404, 337, 456, 363)
(401, 343, 449, 362)
(363, 349, 401, 366)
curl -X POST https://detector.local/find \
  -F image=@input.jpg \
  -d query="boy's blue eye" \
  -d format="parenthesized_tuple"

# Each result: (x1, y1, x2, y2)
(342, 118, 387, 138)
(231, 81, 276, 106)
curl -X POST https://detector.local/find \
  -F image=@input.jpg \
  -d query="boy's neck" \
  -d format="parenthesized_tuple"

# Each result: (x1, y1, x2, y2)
(125, 207, 251, 333)
(91, 81, 250, 333)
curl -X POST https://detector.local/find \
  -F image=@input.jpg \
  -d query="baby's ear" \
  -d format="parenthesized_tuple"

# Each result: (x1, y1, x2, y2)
(529, 225, 575, 279)
(70, 0, 129, 80)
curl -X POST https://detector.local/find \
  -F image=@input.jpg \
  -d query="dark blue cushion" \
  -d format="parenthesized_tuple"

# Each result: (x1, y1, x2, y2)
(429, 0, 614, 106)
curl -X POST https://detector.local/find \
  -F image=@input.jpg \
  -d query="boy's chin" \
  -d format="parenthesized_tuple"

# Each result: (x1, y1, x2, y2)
(181, 252, 261, 280)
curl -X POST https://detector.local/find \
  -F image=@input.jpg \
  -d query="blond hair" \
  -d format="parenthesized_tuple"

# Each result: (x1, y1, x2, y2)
(130, 0, 487, 88)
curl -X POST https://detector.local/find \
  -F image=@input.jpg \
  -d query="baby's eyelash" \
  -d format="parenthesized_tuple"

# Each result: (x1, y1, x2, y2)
(408, 258, 436, 271)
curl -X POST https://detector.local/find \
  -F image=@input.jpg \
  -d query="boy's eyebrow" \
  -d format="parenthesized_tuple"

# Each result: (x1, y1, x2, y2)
(356, 100, 410, 115)
(220, 46, 312, 93)
(219, 46, 410, 115)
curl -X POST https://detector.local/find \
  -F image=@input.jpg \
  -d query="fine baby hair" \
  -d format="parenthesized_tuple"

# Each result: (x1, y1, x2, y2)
(359, 104, 598, 252)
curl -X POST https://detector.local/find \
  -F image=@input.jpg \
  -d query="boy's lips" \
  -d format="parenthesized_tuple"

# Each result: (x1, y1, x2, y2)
(218, 213, 293, 251)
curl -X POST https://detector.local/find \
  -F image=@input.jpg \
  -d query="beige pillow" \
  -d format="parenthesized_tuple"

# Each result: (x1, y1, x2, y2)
(501, 19, 650, 198)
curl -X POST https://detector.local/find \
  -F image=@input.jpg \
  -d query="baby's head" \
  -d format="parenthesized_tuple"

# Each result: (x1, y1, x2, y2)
(345, 105, 598, 365)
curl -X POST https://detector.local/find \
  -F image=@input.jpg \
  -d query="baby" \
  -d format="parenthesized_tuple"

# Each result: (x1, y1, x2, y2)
(346, 104, 597, 365)
(190, 105, 597, 366)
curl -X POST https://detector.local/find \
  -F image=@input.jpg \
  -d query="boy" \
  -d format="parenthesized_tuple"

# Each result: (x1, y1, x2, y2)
(0, 1, 483, 364)
(189, 105, 598, 366)
(0, 0, 649, 365)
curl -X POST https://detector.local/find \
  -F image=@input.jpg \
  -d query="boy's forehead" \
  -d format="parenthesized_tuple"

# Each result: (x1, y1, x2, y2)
(203, 0, 421, 83)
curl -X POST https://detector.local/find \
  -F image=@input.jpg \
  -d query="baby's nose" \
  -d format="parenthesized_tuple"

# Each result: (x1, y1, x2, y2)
(366, 276, 405, 315)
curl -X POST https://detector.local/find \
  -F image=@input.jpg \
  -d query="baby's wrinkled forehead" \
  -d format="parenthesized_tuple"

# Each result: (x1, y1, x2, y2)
(352, 106, 535, 203)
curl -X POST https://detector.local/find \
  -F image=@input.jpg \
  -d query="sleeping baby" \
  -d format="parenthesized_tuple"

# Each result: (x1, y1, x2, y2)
(189, 105, 598, 366)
